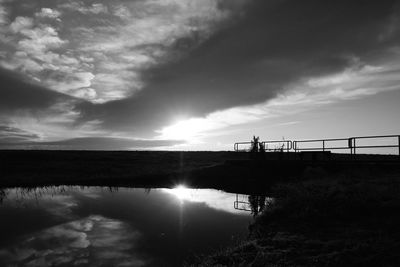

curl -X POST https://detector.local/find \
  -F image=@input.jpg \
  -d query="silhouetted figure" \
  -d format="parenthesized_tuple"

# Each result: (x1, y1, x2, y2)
(250, 135, 260, 153)
(250, 135, 260, 160)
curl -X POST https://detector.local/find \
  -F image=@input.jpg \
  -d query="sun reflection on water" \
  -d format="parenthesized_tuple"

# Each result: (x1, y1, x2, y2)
(166, 185, 193, 201)
(162, 185, 253, 214)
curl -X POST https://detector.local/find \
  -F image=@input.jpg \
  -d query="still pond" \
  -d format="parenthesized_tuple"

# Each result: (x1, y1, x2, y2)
(0, 186, 266, 266)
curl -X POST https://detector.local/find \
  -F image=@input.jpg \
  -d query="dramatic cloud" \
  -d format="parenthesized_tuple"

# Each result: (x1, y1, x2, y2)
(0, 0, 245, 102)
(0, 69, 90, 144)
(77, 1, 400, 135)
(157, 59, 400, 143)
(1, 0, 400, 149)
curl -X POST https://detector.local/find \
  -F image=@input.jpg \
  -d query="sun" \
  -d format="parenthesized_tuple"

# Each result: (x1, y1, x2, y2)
(165, 185, 192, 201)
(158, 118, 213, 141)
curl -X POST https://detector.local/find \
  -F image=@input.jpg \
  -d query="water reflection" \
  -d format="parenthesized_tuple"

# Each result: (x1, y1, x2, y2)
(234, 194, 273, 216)
(0, 186, 265, 266)
(0, 189, 6, 204)
(0, 215, 144, 266)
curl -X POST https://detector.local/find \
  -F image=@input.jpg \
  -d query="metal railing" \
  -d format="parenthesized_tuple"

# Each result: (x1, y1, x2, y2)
(262, 140, 292, 152)
(233, 142, 253, 152)
(235, 134, 400, 156)
(234, 140, 292, 152)
(234, 194, 252, 211)
(348, 135, 400, 155)
(293, 138, 349, 153)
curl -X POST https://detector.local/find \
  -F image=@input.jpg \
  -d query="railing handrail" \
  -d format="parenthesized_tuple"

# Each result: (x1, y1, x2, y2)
(234, 140, 292, 151)
(351, 134, 400, 139)
(262, 140, 292, 151)
(234, 134, 400, 155)
(293, 137, 348, 143)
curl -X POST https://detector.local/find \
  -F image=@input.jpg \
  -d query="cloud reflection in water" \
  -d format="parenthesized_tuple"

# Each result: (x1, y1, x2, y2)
(162, 185, 249, 214)
(0, 215, 146, 266)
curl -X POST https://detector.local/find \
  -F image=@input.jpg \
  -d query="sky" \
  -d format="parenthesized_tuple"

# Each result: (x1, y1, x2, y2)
(0, 0, 400, 150)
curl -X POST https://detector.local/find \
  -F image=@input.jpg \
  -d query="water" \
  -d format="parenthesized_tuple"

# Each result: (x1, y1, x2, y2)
(0, 186, 257, 266)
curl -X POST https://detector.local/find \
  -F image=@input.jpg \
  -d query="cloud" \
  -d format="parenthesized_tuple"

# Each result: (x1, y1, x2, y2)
(0, 0, 245, 103)
(0, 0, 249, 145)
(156, 58, 400, 144)
(0, 68, 76, 113)
(9, 16, 33, 33)
(0, 68, 100, 144)
(17, 25, 66, 53)
(35, 8, 61, 19)
(60, 2, 108, 15)
(0, 125, 39, 143)
(0, 136, 185, 150)
(0, 1, 7, 25)
(46, 71, 95, 92)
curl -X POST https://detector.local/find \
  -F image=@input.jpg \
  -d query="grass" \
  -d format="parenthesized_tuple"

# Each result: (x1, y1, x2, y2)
(0, 150, 250, 188)
(191, 169, 400, 266)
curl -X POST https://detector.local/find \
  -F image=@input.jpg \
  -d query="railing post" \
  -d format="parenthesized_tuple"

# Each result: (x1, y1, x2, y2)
(348, 138, 353, 155)
(398, 135, 400, 157)
(322, 140, 325, 152)
(353, 138, 356, 155)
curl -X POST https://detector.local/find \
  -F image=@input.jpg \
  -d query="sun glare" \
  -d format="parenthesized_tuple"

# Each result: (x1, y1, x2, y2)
(166, 185, 192, 201)
(158, 118, 216, 141)
(171, 185, 191, 200)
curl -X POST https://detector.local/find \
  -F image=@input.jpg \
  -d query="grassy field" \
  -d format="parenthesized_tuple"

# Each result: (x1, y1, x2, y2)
(0, 150, 250, 188)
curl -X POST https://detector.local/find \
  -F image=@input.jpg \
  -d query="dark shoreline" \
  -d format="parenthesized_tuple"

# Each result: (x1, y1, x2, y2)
(1, 150, 399, 192)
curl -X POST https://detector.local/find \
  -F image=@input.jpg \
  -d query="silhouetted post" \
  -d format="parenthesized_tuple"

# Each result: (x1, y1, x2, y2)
(348, 138, 352, 155)
(353, 138, 356, 156)
(397, 135, 400, 156)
